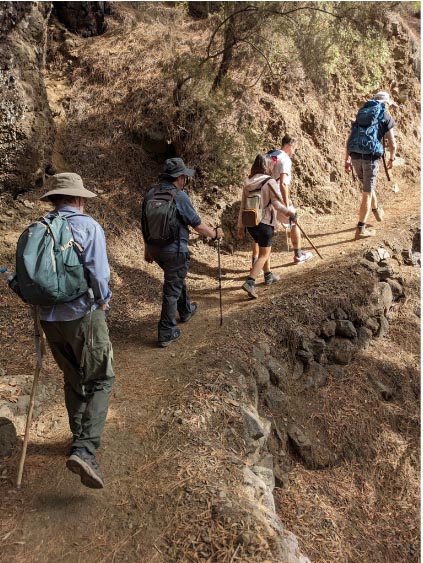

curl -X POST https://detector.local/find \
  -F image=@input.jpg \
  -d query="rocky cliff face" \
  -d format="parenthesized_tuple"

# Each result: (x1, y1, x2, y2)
(0, 1, 54, 195)
(53, 2, 110, 37)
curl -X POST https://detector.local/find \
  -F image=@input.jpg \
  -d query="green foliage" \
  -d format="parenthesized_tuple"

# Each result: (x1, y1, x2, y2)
(151, 1, 400, 186)
(410, 1, 421, 15)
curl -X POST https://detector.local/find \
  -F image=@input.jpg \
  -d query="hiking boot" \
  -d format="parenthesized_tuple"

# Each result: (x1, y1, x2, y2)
(241, 280, 257, 299)
(66, 447, 104, 489)
(293, 252, 313, 264)
(355, 226, 376, 239)
(264, 272, 280, 286)
(180, 302, 198, 323)
(372, 207, 385, 222)
(158, 328, 182, 348)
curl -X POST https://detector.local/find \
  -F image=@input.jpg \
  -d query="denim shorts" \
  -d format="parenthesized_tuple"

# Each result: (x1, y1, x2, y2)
(351, 158, 381, 193)
(247, 223, 274, 247)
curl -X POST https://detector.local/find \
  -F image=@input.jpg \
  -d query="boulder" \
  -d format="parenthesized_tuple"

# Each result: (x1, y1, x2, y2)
(373, 282, 393, 315)
(320, 320, 336, 338)
(333, 308, 348, 320)
(265, 356, 287, 387)
(296, 348, 313, 366)
(357, 326, 373, 348)
(335, 320, 357, 339)
(377, 248, 391, 261)
(402, 250, 421, 266)
(385, 278, 404, 300)
(0, 417, 17, 456)
(326, 337, 355, 365)
(365, 317, 380, 335)
(252, 363, 270, 391)
(53, 2, 110, 37)
(241, 406, 271, 442)
(377, 266, 394, 281)
(308, 338, 326, 362)
(364, 249, 380, 263)
(304, 362, 327, 389)
(376, 316, 389, 338)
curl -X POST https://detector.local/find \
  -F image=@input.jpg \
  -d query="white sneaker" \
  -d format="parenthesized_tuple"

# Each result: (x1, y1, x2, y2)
(293, 252, 313, 264)
(372, 207, 384, 222)
(355, 226, 376, 239)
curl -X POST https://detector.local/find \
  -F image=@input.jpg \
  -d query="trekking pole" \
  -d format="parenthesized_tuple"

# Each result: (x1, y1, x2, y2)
(216, 226, 223, 326)
(382, 136, 391, 181)
(382, 154, 391, 181)
(16, 306, 46, 489)
(295, 221, 324, 260)
(285, 227, 291, 251)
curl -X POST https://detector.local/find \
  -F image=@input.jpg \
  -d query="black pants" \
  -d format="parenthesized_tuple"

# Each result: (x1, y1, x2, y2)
(149, 250, 192, 342)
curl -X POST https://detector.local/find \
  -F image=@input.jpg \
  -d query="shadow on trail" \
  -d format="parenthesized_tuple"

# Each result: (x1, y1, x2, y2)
(26, 440, 71, 456)
(307, 227, 356, 238)
(33, 493, 91, 511)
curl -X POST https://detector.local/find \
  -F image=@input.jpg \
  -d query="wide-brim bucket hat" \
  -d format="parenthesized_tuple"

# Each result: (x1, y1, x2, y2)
(40, 173, 97, 200)
(160, 158, 195, 178)
(373, 91, 398, 107)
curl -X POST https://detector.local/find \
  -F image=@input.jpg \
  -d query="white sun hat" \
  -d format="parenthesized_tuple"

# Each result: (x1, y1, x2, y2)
(373, 91, 398, 107)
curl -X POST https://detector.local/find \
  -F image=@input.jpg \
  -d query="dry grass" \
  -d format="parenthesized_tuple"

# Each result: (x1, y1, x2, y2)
(0, 4, 420, 562)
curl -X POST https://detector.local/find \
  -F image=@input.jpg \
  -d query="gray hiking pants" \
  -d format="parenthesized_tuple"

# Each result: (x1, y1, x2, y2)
(41, 309, 114, 454)
(148, 249, 192, 343)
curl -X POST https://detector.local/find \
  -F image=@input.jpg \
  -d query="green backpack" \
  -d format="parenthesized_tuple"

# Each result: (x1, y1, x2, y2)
(12, 213, 88, 305)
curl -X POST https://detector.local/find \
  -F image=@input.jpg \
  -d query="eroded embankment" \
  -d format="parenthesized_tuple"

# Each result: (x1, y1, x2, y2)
(102, 226, 418, 563)
(0, 203, 420, 563)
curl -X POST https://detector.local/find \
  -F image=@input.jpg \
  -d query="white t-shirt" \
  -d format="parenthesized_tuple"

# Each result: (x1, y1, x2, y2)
(272, 151, 292, 185)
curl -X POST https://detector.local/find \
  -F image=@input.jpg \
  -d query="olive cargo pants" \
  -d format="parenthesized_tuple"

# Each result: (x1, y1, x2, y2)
(41, 309, 114, 454)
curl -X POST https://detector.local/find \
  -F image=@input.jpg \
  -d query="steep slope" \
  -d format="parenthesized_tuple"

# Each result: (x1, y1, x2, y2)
(0, 3, 420, 563)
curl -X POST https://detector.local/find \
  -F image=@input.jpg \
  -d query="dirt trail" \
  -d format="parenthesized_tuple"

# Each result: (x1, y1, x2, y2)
(0, 173, 419, 563)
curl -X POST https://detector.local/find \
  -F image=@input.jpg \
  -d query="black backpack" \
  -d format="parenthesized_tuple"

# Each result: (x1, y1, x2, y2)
(141, 186, 180, 243)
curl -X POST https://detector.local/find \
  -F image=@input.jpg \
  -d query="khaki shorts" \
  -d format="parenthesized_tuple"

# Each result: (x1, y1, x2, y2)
(351, 158, 381, 193)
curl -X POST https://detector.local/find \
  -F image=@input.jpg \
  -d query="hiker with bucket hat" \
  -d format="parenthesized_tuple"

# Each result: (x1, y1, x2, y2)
(38, 173, 114, 489)
(141, 158, 223, 348)
(345, 90, 397, 239)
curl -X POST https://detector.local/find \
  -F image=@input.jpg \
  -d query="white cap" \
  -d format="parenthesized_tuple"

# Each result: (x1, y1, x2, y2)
(373, 91, 398, 107)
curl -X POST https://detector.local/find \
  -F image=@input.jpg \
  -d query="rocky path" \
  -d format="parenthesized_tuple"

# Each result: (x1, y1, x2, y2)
(0, 174, 419, 563)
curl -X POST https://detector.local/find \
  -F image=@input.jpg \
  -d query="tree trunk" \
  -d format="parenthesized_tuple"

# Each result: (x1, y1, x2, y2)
(212, 10, 236, 91)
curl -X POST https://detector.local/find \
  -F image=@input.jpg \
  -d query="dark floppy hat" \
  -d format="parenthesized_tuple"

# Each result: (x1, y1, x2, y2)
(162, 158, 195, 178)
(40, 173, 97, 200)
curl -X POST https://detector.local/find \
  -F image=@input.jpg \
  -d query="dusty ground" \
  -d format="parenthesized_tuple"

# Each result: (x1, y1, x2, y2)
(0, 4, 420, 561)
(0, 166, 419, 562)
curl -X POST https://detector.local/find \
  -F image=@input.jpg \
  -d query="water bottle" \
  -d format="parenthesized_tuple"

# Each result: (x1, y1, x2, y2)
(0, 267, 13, 284)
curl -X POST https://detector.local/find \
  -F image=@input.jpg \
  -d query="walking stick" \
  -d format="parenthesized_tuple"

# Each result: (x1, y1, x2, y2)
(216, 226, 223, 326)
(295, 221, 324, 260)
(17, 306, 46, 489)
